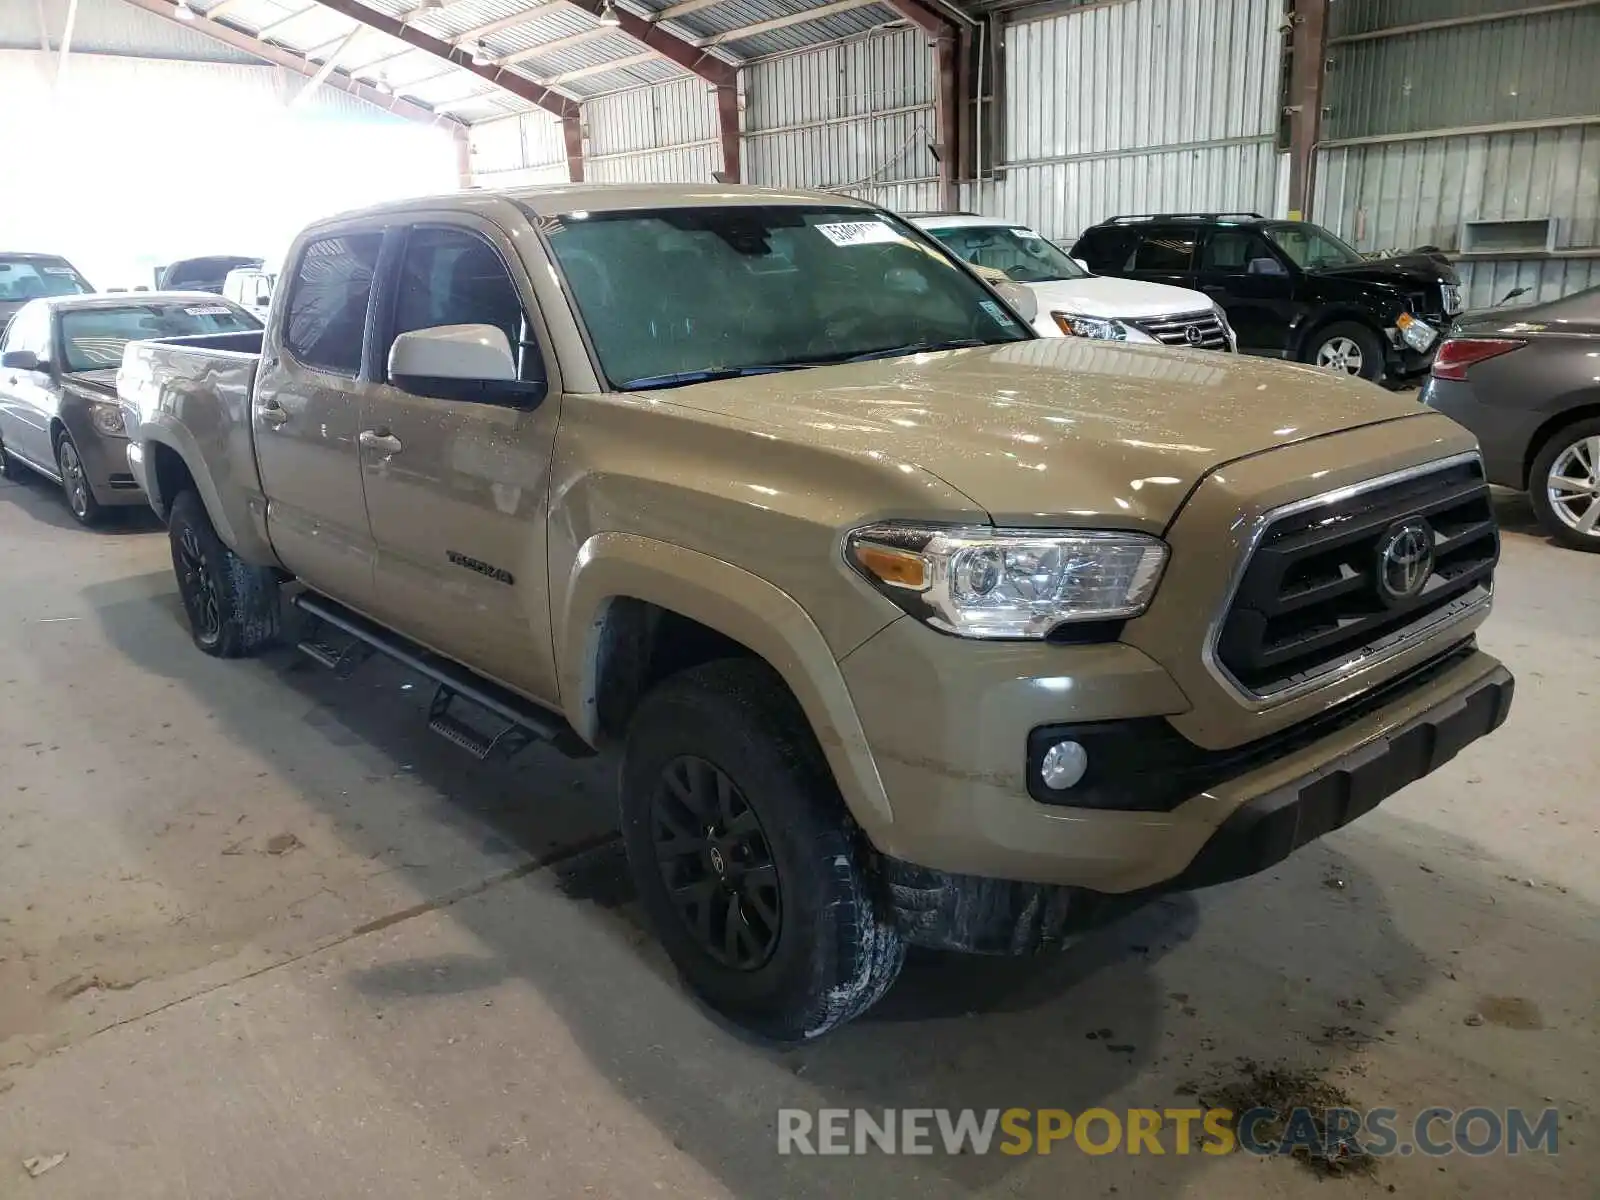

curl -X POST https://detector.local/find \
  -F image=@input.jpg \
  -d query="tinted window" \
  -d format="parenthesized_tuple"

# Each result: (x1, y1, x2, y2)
(0, 257, 92, 301)
(1074, 227, 1132, 270)
(391, 226, 533, 379)
(283, 233, 382, 374)
(545, 206, 1028, 390)
(1200, 229, 1278, 272)
(59, 302, 258, 372)
(1130, 230, 1196, 272)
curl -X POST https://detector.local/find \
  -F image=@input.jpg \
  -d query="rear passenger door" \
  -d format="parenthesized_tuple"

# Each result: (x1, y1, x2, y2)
(0, 303, 58, 468)
(1195, 228, 1296, 353)
(1122, 225, 1200, 291)
(254, 227, 384, 611)
(358, 217, 565, 706)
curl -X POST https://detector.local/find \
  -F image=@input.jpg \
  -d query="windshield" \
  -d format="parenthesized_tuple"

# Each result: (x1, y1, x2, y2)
(1264, 223, 1366, 270)
(58, 302, 259, 372)
(924, 224, 1088, 283)
(542, 205, 1030, 390)
(0, 257, 92, 302)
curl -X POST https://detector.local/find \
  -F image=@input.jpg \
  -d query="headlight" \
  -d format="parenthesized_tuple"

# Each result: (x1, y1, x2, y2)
(90, 403, 125, 437)
(1397, 312, 1437, 353)
(1050, 312, 1128, 341)
(846, 524, 1168, 639)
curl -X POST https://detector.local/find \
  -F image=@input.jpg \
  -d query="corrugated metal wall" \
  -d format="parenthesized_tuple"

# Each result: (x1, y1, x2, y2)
(743, 28, 940, 209)
(1316, 1, 1600, 306)
(965, 0, 1284, 242)
(585, 76, 722, 182)
(468, 111, 570, 186)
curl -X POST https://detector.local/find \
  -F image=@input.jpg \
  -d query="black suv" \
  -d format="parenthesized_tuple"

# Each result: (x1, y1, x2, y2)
(1070, 213, 1463, 383)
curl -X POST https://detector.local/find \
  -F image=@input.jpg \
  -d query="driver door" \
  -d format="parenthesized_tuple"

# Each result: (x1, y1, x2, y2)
(358, 216, 565, 705)
(1195, 228, 1296, 353)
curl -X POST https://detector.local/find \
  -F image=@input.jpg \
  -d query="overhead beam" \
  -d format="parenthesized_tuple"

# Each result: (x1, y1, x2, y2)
(116, 0, 465, 133)
(254, 3, 322, 39)
(300, 0, 579, 117)
(202, 0, 253, 18)
(544, 48, 654, 85)
(703, 0, 876, 47)
(491, 24, 614, 67)
(453, 3, 556, 42)
(652, 0, 726, 18)
(290, 23, 361, 105)
(1285, 0, 1329, 219)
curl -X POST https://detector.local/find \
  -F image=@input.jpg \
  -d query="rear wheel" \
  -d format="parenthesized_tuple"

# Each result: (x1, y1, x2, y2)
(55, 431, 101, 525)
(621, 659, 904, 1041)
(1529, 419, 1600, 552)
(1306, 321, 1385, 382)
(168, 490, 281, 655)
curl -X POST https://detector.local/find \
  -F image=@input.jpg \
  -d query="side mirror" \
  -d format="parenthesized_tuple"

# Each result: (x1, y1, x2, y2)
(1, 350, 41, 372)
(387, 323, 544, 407)
(969, 264, 1039, 323)
(1247, 256, 1288, 277)
(1072, 257, 1092, 273)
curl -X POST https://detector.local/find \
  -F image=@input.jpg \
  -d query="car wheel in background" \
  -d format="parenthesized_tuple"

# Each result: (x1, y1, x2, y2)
(0, 430, 16, 480)
(167, 490, 282, 655)
(1307, 321, 1384, 382)
(1529, 418, 1600, 552)
(54, 431, 101, 525)
(621, 658, 905, 1042)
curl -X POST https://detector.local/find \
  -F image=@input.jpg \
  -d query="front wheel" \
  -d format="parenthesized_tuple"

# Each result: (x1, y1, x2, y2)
(167, 490, 281, 656)
(1529, 419, 1600, 552)
(1306, 321, 1385, 382)
(55, 432, 101, 525)
(621, 659, 904, 1041)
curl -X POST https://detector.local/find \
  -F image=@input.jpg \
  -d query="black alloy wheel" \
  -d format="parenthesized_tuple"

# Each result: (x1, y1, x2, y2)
(176, 521, 223, 648)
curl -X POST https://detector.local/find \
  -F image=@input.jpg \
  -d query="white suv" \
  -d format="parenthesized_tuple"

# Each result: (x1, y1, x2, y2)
(913, 213, 1236, 351)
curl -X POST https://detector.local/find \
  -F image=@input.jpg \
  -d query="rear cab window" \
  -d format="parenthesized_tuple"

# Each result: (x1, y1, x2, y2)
(282, 233, 384, 375)
(59, 303, 259, 372)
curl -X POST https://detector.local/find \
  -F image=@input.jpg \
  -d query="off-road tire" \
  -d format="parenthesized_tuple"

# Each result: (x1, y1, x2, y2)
(168, 489, 280, 656)
(1305, 320, 1386, 382)
(1528, 417, 1600, 552)
(621, 658, 904, 1041)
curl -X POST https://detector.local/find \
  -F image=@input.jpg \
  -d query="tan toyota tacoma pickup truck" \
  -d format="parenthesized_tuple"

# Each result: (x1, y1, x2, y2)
(118, 184, 1512, 1040)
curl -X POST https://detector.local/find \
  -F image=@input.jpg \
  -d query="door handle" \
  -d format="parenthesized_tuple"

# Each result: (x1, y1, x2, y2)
(1202, 284, 1229, 293)
(359, 429, 403, 454)
(258, 401, 289, 427)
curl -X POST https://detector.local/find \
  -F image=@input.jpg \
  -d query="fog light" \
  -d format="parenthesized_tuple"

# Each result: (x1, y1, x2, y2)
(1039, 740, 1089, 790)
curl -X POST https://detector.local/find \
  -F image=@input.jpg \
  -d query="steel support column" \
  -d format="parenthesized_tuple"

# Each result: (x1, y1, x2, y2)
(714, 82, 741, 184)
(1286, 0, 1329, 219)
(563, 111, 585, 183)
(883, 0, 966, 209)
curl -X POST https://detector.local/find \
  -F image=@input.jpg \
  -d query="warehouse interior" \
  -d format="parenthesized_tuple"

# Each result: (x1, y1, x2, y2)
(2, 0, 1598, 1195)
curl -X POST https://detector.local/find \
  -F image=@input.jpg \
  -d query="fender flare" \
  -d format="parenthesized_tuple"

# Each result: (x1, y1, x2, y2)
(557, 531, 895, 829)
(140, 419, 277, 566)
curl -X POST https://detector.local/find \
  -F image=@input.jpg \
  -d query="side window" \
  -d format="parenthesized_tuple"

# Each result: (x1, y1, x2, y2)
(1076, 227, 1129, 270)
(1200, 229, 1277, 273)
(283, 232, 383, 375)
(1128, 229, 1197, 272)
(3, 304, 51, 360)
(391, 226, 536, 381)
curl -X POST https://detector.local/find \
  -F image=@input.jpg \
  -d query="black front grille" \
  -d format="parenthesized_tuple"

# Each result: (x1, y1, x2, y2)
(1130, 311, 1231, 350)
(1215, 458, 1498, 697)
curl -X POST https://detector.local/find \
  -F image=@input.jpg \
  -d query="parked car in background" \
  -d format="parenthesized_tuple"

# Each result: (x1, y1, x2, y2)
(1071, 214, 1464, 383)
(1, 253, 94, 333)
(0, 292, 259, 523)
(222, 266, 275, 320)
(912, 213, 1234, 350)
(119, 184, 1510, 1039)
(1423, 284, 1600, 551)
(155, 255, 264, 294)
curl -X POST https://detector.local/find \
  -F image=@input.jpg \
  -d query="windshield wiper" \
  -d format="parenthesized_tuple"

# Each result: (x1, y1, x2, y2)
(618, 365, 798, 390)
(780, 338, 990, 368)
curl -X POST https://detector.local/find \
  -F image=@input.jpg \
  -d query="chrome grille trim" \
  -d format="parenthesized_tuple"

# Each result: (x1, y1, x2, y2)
(1129, 310, 1231, 350)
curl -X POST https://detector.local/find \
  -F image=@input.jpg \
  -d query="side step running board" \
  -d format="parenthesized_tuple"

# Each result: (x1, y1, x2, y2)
(291, 591, 590, 759)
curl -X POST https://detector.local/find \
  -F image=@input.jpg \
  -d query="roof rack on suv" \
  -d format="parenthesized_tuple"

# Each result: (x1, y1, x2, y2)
(903, 210, 981, 218)
(1103, 213, 1266, 224)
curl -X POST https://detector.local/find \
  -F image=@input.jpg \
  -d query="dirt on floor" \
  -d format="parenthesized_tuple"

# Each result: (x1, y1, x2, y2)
(0, 471, 1595, 1199)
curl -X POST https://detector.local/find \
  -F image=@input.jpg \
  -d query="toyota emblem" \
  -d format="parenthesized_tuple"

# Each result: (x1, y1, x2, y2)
(1183, 324, 1204, 345)
(1375, 518, 1435, 605)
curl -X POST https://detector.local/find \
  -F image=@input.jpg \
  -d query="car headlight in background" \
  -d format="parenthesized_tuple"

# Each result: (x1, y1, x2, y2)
(1396, 312, 1438, 353)
(1051, 312, 1129, 341)
(846, 524, 1168, 639)
(90, 403, 126, 437)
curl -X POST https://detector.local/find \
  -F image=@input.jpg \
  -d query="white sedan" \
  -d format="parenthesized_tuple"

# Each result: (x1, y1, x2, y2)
(913, 213, 1235, 351)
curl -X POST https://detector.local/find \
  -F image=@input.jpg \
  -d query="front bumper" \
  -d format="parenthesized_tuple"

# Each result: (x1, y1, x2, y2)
(73, 428, 146, 507)
(877, 648, 1512, 953)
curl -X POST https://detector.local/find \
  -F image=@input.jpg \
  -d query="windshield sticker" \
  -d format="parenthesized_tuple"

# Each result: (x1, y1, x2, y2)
(1009, 228, 1041, 239)
(979, 299, 1019, 328)
(185, 305, 232, 316)
(815, 221, 901, 248)
(43, 267, 78, 275)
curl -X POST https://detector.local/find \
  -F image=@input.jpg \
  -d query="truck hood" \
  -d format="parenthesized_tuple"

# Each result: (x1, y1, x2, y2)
(657, 338, 1429, 531)
(1312, 252, 1459, 289)
(1023, 274, 1213, 320)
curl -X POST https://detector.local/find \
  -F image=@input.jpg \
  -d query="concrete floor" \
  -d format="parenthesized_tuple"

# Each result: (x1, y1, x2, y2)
(0, 464, 1595, 1199)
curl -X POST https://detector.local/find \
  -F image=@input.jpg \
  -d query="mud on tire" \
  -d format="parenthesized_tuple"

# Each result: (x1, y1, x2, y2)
(168, 489, 281, 657)
(621, 658, 904, 1041)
